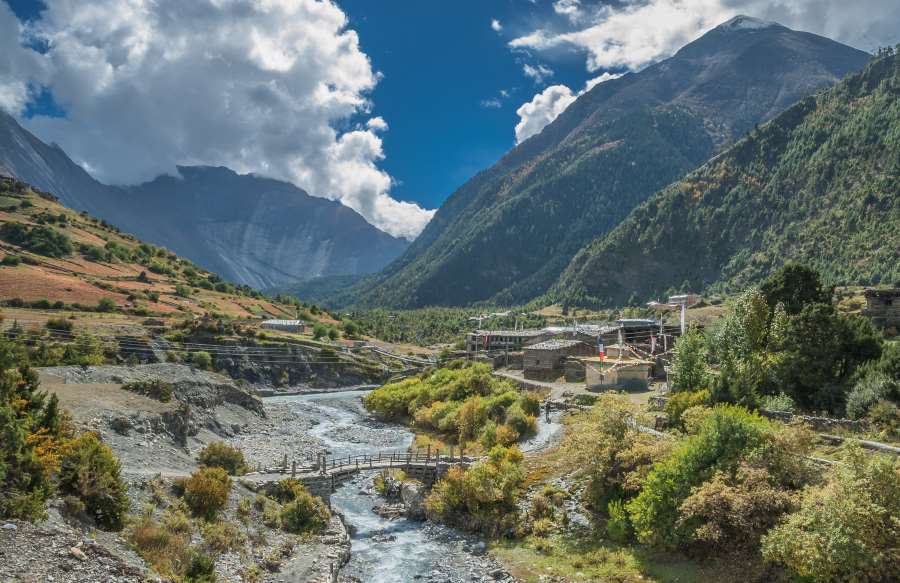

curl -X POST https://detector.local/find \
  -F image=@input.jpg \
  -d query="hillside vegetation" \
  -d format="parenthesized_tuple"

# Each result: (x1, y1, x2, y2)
(554, 51, 900, 307)
(348, 19, 869, 309)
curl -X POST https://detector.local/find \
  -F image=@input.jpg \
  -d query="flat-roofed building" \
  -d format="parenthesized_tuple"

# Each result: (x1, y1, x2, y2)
(466, 329, 551, 354)
(523, 339, 594, 381)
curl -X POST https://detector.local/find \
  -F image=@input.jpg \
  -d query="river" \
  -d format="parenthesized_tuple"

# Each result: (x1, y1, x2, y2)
(267, 389, 562, 583)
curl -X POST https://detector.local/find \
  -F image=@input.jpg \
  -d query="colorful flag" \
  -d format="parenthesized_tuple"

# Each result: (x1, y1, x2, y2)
(597, 340, 605, 359)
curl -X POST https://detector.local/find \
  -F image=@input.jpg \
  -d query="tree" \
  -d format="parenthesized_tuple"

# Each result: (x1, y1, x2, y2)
(671, 324, 707, 392)
(96, 297, 117, 312)
(761, 263, 832, 316)
(312, 324, 328, 340)
(191, 351, 212, 370)
(775, 304, 882, 413)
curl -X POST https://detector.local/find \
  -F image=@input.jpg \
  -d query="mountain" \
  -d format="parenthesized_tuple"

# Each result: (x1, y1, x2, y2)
(350, 16, 871, 309)
(552, 52, 900, 307)
(0, 112, 408, 290)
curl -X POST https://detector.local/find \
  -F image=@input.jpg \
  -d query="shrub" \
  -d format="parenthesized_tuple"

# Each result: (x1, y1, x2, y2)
(867, 401, 900, 439)
(759, 392, 796, 413)
(664, 389, 709, 430)
(202, 520, 245, 554)
(762, 451, 900, 582)
(504, 402, 536, 437)
(96, 297, 117, 313)
(183, 467, 231, 520)
(1, 254, 21, 266)
(45, 318, 74, 333)
(0, 222, 73, 258)
(627, 406, 771, 547)
(280, 491, 330, 534)
(128, 511, 191, 579)
(122, 379, 173, 403)
(192, 351, 212, 370)
(846, 372, 899, 420)
(197, 442, 247, 476)
(676, 464, 795, 555)
(184, 551, 217, 583)
(57, 433, 129, 530)
(671, 324, 708, 391)
(606, 499, 632, 543)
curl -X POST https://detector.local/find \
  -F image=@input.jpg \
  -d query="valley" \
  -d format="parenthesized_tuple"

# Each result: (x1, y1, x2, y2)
(0, 7, 898, 583)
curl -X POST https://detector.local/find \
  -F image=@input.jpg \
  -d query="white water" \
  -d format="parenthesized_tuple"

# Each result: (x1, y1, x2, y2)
(269, 390, 562, 582)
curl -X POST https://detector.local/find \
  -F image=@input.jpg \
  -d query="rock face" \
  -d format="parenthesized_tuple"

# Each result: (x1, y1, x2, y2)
(351, 16, 871, 308)
(0, 113, 408, 289)
(400, 482, 428, 520)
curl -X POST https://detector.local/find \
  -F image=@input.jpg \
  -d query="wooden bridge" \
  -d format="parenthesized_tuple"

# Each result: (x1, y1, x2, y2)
(241, 449, 479, 501)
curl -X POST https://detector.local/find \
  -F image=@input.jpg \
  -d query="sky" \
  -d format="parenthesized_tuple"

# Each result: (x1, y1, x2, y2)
(1, 0, 899, 240)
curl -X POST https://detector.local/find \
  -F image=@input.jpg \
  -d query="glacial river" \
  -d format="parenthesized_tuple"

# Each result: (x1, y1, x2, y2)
(269, 389, 562, 583)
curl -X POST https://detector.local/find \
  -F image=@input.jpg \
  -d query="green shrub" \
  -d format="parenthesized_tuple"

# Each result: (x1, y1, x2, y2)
(184, 551, 217, 583)
(846, 372, 899, 420)
(96, 297, 117, 312)
(1, 254, 21, 266)
(202, 520, 245, 553)
(762, 451, 900, 582)
(627, 405, 771, 548)
(183, 467, 231, 520)
(280, 491, 330, 534)
(0, 222, 73, 258)
(759, 392, 796, 413)
(606, 499, 632, 543)
(197, 442, 247, 476)
(45, 318, 74, 333)
(192, 351, 212, 370)
(664, 389, 709, 430)
(57, 433, 129, 530)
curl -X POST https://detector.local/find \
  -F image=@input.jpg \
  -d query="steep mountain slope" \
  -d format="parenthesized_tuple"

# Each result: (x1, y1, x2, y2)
(0, 112, 408, 289)
(352, 16, 870, 308)
(553, 52, 900, 307)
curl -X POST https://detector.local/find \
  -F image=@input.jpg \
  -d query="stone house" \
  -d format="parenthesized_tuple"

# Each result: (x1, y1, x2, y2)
(260, 319, 306, 334)
(466, 329, 551, 354)
(583, 357, 654, 390)
(862, 288, 900, 329)
(523, 339, 594, 380)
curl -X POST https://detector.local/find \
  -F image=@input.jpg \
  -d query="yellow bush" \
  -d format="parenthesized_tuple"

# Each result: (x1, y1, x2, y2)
(183, 467, 231, 520)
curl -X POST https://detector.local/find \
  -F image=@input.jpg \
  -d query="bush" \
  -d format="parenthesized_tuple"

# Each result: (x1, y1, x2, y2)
(192, 351, 212, 370)
(122, 379, 173, 403)
(96, 297, 117, 312)
(1, 254, 21, 266)
(127, 511, 192, 579)
(846, 372, 899, 420)
(762, 451, 900, 582)
(45, 318, 74, 333)
(56, 433, 129, 530)
(183, 467, 231, 520)
(197, 442, 247, 476)
(504, 402, 536, 437)
(676, 464, 795, 555)
(627, 406, 772, 547)
(202, 520, 246, 553)
(664, 389, 709, 430)
(0, 222, 73, 258)
(606, 499, 632, 543)
(280, 490, 330, 534)
(184, 551, 217, 583)
(759, 392, 796, 413)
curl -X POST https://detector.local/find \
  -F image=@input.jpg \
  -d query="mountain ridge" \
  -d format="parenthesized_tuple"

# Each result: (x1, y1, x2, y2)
(348, 17, 871, 309)
(552, 51, 900, 306)
(0, 111, 408, 290)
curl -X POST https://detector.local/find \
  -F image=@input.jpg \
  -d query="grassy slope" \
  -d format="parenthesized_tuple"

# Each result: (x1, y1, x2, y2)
(0, 176, 297, 321)
(554, 53, 900, 307)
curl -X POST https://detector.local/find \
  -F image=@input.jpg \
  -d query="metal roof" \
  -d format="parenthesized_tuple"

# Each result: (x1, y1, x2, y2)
(526, 339, 585, 350)
(261, 319, 304, 326)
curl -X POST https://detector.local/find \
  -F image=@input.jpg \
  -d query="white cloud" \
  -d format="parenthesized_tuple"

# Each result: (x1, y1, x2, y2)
(553, 0, 583, 21)
(491, 19, 503, 32)
(0, 3, 49, 113)
(514, 72, 621, 144)
(511, 0, 900, 72)
(0, 0, 433, 240)
(481, 97, 503, 108)
(522, 63, 554, 84)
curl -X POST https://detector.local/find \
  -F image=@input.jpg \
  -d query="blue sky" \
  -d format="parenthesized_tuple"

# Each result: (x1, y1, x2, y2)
(1, 0, 897, 238)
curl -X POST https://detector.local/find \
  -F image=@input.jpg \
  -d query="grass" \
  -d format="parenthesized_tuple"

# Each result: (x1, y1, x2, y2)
(491, 530, 759, 583)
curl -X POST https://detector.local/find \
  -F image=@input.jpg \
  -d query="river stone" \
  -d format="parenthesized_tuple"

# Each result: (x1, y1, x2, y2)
(401, 482, 427, 520)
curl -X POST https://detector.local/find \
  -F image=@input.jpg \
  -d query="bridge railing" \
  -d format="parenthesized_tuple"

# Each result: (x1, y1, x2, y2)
(257, 448, 481, 476)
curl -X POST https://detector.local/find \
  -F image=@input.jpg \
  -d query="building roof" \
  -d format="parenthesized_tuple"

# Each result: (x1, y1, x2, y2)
(616, 318, 657, 327)
(261, 319, 304, 326)
(526, 339, 586, 351)
(472, 329, 548, 337)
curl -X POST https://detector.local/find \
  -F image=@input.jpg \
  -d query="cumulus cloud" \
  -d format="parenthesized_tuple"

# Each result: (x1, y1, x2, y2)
(0, 0, 433, 240)
(523, 63, 554, 84)
(0, 3, 48, 113)
(512, 0, 899, 72)
(514, 72, 621, 144)
(491, 18, 503, 32)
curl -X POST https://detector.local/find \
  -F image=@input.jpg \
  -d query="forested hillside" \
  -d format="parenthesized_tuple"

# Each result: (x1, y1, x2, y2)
(553, 51, 900, 307)
(350, 17, 869, 309)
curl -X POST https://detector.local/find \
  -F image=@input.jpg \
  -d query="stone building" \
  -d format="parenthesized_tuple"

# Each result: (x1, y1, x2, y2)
(523, 339, 594, 380)
(583, 357, 654, 390)
(466, 329, 551, 354)
(862, 288, 900, 329)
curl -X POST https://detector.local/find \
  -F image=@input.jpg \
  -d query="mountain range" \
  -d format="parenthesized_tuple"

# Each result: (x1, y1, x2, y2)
(343, 16, 872, 309)
(553, 51, 900, 306)
(0, 112, 408, 290)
